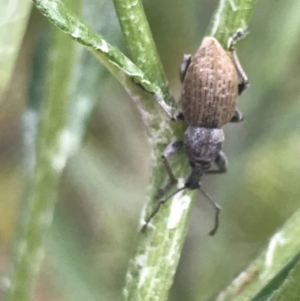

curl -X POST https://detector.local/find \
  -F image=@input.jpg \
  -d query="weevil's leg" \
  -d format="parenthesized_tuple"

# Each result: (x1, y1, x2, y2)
(228, 29, 249, 95)
(151, 92, 184, 122)
(175, 112, 185, 121)
(142, 141, 188, 231)
(228, 28, 249, 49)
(132, 79, 180, 121)
(176, 54, 191, 120)
(230, 108, 244, 123)
(180, 54, 192, 82)
(158, 141, 184, 196)
(141, 186, 186, 232)
(199, 187, 221, 236)
(205, 151, 228, 174)
(152, 93, 178, 121)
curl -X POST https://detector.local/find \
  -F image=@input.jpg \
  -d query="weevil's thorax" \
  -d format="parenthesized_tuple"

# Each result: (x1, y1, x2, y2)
(183, 126, 224, 173)
(181, 37, 239, 128)
(183, 127, 224, 189)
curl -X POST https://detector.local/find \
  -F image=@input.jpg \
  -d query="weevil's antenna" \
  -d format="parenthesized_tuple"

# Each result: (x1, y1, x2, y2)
(141, 186, 187, 232)
(199, 187, 221, 236)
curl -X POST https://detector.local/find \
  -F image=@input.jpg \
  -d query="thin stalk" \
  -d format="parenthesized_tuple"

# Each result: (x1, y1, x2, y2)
(122, 1, 258, 301)
(208, 0, 258, 46)
(5, 0, 81, 299)
(112, 0, 171, 102)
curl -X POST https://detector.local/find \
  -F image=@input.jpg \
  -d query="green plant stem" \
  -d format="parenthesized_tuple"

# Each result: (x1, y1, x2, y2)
(5, 1, 81, 300)
(113, 2, 193, 301)
(112, 0, 171, 102)
(6, 0, 259, 300)
(122, 1, 258, 301)
(208, 0, 258, 46)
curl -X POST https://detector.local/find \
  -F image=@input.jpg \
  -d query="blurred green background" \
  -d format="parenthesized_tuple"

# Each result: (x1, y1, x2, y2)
(1, 0, 300, 300)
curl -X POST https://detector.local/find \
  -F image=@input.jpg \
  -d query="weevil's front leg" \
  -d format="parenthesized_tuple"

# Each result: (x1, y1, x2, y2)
(228, 29, 249, 95)
(158, 141, 184, 196)
(205, 151, 228, 174)
(180, 54, 192, 82)
(230, 108, 244, 123)
(141, 141, 184, 232)
(175, 54, 192, 120)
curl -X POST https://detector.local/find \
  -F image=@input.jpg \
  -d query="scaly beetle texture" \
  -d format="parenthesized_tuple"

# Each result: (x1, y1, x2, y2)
(142, 29, 249, 235)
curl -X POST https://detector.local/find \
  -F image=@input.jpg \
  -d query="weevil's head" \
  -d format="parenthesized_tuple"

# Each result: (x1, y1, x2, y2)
(183, 126, 224, 189)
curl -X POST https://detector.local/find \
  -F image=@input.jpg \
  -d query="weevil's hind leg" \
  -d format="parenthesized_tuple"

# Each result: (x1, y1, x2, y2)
(228, 29, 249, 95)
(180, 54, 192, 82)
(175, 112, 185, 121)
(158, 141, 184, 196)
(205, 151, 228, 174)
(230, 108, 244, 123)
(151, 94, 185, 122)
(134, 54, 192, 121)
(152, 93, 178, 121)
(132, 80, 180, 121)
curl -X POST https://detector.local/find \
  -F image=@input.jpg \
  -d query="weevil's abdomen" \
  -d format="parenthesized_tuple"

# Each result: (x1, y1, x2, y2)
(181, 37, 238, 128)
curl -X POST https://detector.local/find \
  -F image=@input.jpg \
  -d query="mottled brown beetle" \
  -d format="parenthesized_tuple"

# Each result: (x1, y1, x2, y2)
(142, 29, 249, 235)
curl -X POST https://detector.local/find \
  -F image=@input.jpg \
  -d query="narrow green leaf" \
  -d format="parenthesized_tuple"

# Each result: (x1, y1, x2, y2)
(215, 208, 300, 301)
(251, 255, 300, 301)
(33, 0, 172, 114)
(270, 258, 300, 301)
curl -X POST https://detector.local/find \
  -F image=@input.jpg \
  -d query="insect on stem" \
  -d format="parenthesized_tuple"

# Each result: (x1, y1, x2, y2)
(141, 29, 249, 235)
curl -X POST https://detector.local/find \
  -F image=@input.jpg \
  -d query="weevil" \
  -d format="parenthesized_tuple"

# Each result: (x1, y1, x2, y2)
(142, 29, 249, 235)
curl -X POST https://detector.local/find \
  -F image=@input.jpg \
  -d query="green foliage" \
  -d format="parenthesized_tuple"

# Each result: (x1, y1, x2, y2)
(208, 0, 258, 45)
(215, 209, 300, 301)
(33, 0, 173, 108)
(123, 1, 258, 300)
(112, 0, 170, 97)
(1, 0, 300, 301)
(6, 0, 82, 300)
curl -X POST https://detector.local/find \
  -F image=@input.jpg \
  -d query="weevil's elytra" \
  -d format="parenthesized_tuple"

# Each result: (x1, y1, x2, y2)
(181, 37, 239, 128)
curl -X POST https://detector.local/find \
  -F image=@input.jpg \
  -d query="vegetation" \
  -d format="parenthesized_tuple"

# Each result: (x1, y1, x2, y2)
(1, 0, 300, 301)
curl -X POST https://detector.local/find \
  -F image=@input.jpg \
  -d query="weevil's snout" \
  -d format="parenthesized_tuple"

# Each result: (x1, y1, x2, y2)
(185, 168, 202, 189)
